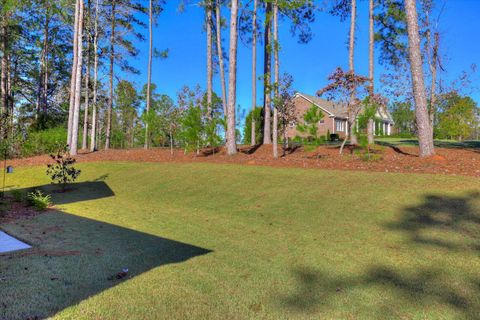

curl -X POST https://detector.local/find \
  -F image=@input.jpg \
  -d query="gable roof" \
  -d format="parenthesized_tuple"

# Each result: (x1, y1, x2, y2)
(294, 92, 349, 118)
(294, 92, 394, 123)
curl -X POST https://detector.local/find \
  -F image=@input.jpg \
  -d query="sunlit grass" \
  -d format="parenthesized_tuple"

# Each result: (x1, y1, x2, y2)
(1, 162, 480, 319)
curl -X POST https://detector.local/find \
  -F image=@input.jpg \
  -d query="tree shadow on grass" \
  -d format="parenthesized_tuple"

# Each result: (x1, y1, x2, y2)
(0, 182, 212, 319)
(386, 191, 480, 252)
(279, 191, 480, 318)
(377, 139, 480, 154)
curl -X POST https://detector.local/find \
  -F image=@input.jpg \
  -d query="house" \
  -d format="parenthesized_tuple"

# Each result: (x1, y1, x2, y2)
(286, 92, 394, 140)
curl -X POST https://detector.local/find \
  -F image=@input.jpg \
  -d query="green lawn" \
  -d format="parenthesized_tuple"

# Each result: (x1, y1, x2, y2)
(1, 162, 480, 319)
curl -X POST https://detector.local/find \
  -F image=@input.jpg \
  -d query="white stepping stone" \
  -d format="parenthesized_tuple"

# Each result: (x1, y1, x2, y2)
(0, 231, 31, 253)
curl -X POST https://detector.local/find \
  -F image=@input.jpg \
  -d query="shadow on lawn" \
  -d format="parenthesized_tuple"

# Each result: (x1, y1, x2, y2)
(377, 139, 480, 153)
(280, 191, 480, 318)
(0, 182, 212, 320)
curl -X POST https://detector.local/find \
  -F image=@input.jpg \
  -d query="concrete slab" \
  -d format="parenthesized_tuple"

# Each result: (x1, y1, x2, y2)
(0, 231, 31, 253)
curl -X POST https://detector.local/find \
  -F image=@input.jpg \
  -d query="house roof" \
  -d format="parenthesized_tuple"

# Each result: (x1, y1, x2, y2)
(294, 92, 349, 118)
(294, 92, 394, 123)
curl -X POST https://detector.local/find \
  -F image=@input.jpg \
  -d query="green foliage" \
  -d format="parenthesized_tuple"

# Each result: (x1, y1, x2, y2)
(10, 189, 25, 203)
(181, 106, 204, 153)
(46, 144, 81, 191)
(21, 127, 68, 157)
(178, 86, 223, 154)
(112, 80, 140, 148)
(354, 133, 384, 162)
(436, 93, 478, 141)
(141, 84, 182, 147)
(243, 107, 264, 145)
(391, 102, 414, 135)
(296, 105, 325, 150)
(27, 190, 52, 211)
(358, 96, 380, 130)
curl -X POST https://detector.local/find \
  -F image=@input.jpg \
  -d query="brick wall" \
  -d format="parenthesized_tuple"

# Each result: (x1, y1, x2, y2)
(286, 95, 347, 139)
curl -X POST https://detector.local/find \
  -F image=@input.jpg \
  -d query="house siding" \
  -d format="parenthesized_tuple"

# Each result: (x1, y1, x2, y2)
(286, 95, 348, 139)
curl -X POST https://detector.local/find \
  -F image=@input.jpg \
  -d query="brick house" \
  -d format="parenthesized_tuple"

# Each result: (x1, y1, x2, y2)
(286, 92, 394, 140)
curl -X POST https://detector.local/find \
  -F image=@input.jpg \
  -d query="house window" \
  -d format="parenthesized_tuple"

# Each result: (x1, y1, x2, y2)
(319, 119, 325, 124)
(335, 120, 345, 132)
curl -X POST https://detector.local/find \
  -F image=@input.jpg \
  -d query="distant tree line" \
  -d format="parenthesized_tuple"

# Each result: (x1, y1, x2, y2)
(0, 0, 477, 160)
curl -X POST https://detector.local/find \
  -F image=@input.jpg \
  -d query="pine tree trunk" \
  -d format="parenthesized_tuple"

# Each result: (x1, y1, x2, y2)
(405, 0, 435, 157)
(68, 0, 81, 148)
(263, 2, 272, 145)
(272, 0, 279, 159)
(429, 32, 439, 127)
(215, 0, 227, 116)
(42, 7, 50, 117)
(145, 0, 153, 149)
(90, 0, 99, 152)
(70, 0, 84, 156)
(82, 0, 91, 150)
(226, 0, 238, 155)
(7, 53, 12, 119)
(35, 59, 42, 122)
(348, 0, 358, 146)
(251, 0, 257, 146)
(367, 0, 375, 145)
(1, 19, 8, 117)
(206, 1, 213, 117)
(105, 0, 115, 150)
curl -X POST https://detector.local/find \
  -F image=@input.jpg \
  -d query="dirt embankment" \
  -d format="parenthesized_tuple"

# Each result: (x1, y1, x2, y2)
(7, 144, 480, 177)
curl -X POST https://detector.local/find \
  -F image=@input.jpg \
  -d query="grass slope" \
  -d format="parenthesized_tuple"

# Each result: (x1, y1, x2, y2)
(1, 162, 480, 319)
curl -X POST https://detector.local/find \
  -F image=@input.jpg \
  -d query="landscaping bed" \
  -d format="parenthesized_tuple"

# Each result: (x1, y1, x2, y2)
(6, 143, 480, 177)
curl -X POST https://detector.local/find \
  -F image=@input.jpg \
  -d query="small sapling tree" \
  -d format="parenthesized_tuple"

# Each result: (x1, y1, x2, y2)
(46, 144, 81, 192)
(296, 105, 325, 158)
(317, 67, 369, 154)
(356, 94, 388, 160)
(274, 73, 297, 156)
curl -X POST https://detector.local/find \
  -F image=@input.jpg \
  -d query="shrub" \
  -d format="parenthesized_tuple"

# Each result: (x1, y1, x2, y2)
(22, 127, 68, 157)
(27, 190, 52, 211)
(243, 107, 264, 145)
(46, 144, 81, 191)
(330, 133, 340, 141)
(10, 189, 24, 202)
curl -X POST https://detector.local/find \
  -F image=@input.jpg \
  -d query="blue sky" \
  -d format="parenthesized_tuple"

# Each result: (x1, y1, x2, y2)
(123, 0, 480, 117)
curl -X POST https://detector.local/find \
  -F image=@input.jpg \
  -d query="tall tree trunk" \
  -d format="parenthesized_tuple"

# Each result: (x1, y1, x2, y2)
(35, 57, 42, 122)
(68, 0, 81, 148)
(1, 19, 8, 117)
(226, 0, 238, 155)
(429, 32, 439, 127)
(145, 0, 153, 149)
(105, 0, 115, 150)
(251, 0, 257, 146)
(82, 0, 91, 150)
(7, 53, 12, 116)
(215, 0, 227, 116)
(367, 0, 375, 145)
(42, 5, 50, 117)
(90, 0, 100, 152)
(405, 0, 435, 157)
(272, 0, 279, 158)
(206, 1, 213, 117)
(36, 11, 49, 124)
(262, 1, 272, 145)
(70, 0, 84, 156)
(348, 0, 358, 146)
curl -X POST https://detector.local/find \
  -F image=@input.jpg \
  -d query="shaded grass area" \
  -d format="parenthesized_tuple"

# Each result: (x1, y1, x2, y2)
(376, 137, 480, 150)
(1, 162, 480, 319)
